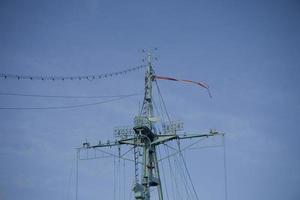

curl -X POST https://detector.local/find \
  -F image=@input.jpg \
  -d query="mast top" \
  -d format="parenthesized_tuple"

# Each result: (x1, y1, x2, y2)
(147, 52, 152, 66)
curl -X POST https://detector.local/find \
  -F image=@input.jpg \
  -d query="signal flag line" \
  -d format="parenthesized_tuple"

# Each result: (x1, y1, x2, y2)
(0, 65, 146, 81)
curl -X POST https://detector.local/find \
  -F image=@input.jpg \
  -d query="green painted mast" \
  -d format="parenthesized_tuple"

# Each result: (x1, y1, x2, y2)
(132, 52, 164, 200)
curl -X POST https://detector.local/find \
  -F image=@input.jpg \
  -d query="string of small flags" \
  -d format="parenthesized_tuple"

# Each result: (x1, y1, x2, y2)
(0, 65, 146, 81)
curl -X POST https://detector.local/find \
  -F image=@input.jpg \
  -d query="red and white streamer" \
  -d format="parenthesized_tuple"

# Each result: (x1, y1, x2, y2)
(154, 75, 212, 98)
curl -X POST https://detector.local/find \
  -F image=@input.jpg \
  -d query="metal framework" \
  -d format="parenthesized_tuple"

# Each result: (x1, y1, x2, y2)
(79, 52, 222, 200)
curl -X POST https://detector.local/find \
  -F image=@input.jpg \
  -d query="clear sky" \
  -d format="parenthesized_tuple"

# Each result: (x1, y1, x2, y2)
(0, 0, 299, 200)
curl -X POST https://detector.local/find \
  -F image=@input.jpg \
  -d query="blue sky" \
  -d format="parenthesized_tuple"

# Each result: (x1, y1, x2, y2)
(0, 0, 299, 200)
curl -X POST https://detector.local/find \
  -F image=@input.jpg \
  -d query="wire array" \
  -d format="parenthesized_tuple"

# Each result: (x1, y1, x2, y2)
(0, 93, 140, 110)
(0, 91, 141, 99)
(0, 65, 146, 81)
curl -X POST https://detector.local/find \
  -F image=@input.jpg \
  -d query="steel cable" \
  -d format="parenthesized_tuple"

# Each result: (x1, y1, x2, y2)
(0, 93, 140, 110)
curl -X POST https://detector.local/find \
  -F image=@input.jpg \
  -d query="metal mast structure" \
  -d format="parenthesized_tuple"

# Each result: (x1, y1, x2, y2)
(79, 52, 222, 200)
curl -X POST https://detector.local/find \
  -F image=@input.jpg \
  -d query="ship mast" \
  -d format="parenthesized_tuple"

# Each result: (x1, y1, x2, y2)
(133, 52, 163, 200)
(141, 52, 154, 119)
(79, 52, 222, 200)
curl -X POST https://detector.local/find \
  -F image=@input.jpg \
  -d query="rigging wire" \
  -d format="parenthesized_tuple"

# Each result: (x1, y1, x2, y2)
(172, 141, 194, 200)
(79, 155, 112, 160)
(159, 138, 207, 162)
(173, 151, 194, 200)
(66, 154, 76, 200)
(120, 146, 135, 158)
(157, 94, 167, 127)
(172, 152, 189, 199)
(154, 80, 171, 123)
(114, 156, 116, 200)
(157, 147, 170, 200)
(152, 99, 164, 134)
(0, 93, 140, 110)
(189, 144, 224, 151)
(223, 134, 228, 200)
(0, 65, 146, 81)
(128, 185, 133, 200)
(80, 146, 135, 161)
(0, 91, 142, 99)
(94, 148, 138, 164)
(118, 148, 121, 200)
(163, 145, 181, 199)
(123, 159, 126, 200)
(163, 135, 227, 200)
(76, 149, 79, 200)
(156, 97, 166, 125)
(176, 140, 199, 200)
